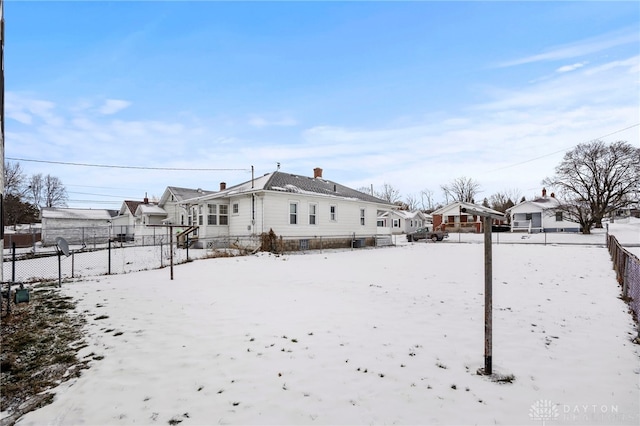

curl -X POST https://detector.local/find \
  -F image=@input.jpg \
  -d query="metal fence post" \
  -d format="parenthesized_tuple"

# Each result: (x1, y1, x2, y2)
(108, 239, 112, 275)
(11, 242, 16, 283)
(623, 256, 629, 299)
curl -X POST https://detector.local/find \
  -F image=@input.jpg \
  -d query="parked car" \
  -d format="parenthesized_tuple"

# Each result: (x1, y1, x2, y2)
(406, 226, 449, 242)
(492, 224, 511, 232)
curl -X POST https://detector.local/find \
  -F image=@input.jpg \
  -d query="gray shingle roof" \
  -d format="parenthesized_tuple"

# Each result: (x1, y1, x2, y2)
(264, 171, 391, 205)
(166, 186, 214, 201)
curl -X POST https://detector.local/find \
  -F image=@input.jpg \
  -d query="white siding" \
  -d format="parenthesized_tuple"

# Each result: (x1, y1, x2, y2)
(257, 192, 378, 237)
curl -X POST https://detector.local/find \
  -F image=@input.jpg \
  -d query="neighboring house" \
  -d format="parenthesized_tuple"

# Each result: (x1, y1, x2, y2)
(507, 188, 579, 233)
(377, 210, 430, 235)
(612, 204, 640, 220)
(431, 201, 505, 233)
(158, 186, 215, 226)
(111, 199, 145, 241)
(41, 207, 115, 246)
(179, 168, 396, 250)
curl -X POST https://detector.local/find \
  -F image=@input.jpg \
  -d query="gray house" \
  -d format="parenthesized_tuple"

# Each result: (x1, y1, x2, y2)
(506, 189, 579, 233)
(41, 207, 115, 246)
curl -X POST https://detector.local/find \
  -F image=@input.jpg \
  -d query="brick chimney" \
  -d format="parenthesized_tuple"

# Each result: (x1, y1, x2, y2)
(313, 167, 323, 178)
(542, 188, 547, 197)
(144, 193, 149, 204)
(220, 182, 227, 191)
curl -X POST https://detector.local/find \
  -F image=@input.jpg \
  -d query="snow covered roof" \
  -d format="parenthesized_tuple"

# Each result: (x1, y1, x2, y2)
(135, 204, 167, 216)
(181, 171, 394, 206)
(41, 207, 113, 221)
(379, 210, 429, 220)
(506, 196, 561, 213)
(431, 201, 504, 217)
(160, 186, 215, 206)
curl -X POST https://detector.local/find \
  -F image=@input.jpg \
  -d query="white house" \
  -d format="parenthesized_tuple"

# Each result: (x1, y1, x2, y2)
(111, 200, 145, 241)
(507, 188, 580, 233)
(41, 207, 115, 246)
(377, 210, 430, 235)
(179, 168, 396, 250)
(158, 186, 215, 226)
(132, 203, 171, 244)
(431, 201, 505, 233)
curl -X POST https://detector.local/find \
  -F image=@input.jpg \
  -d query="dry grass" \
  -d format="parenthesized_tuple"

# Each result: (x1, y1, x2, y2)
(1, 284, 88, 426)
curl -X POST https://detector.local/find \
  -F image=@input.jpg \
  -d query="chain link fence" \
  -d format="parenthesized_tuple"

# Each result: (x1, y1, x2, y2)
(3, 230, 394, 283)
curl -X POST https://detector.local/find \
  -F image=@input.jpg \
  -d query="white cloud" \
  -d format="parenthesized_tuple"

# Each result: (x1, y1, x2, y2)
(99, 99, 131, 115)
(6, 93, 63, 127)
(556, 62, 587, 73)
(248, 114, 297, 128)
(498, 27, 638, 67)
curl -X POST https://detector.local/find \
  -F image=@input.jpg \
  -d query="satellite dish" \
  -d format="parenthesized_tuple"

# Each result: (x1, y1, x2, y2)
(56, 237, 71, 257)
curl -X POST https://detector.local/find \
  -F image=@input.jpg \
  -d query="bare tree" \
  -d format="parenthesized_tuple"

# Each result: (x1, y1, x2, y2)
(43, 174, 68, 208)
(4, 161, 26, 196)
(404, 193, 420, 211)
(26, 173, 44, 208)
(420, 188, 436, 212)
(374, 183, 402, 204)
(489, 188, 521, 213)
(441, 177, 481, 203)
(357, 186, 374, 196)
(543, 140, 640, 233)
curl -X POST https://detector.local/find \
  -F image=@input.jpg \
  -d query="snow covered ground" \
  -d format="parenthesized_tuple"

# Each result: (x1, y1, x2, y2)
(10, 221, 640, 426)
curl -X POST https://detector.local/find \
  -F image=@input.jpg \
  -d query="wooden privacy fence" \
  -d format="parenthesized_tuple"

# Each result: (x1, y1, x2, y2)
(607, 234, 640, 323)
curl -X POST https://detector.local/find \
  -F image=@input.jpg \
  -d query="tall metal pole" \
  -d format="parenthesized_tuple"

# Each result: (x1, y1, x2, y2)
(1, 0, 6, 286)
(483, 216, 493, 375)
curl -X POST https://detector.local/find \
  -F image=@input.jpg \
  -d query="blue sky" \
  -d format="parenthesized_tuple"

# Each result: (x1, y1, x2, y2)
(5, 1, 639, 209)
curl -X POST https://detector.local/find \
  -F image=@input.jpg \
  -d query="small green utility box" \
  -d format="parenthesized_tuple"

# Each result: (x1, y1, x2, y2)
(14, 288, 30, 304)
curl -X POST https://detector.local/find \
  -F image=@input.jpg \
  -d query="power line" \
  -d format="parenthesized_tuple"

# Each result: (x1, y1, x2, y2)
(488, 123, 639, 172)
(67, 191, 139, 199)
(5, 157, 250, 172)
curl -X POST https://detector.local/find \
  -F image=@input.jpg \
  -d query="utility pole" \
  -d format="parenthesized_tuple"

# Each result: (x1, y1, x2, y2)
(461, 206, 505, 375)
(1, 0, 5, 286)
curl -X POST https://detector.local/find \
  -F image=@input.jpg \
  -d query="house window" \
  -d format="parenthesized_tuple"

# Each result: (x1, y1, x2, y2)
(290, 203, 298, 225)
(330, 205, 337, 221)
(393, 219, 400, 228)
(377, 219, 384, 227)
(181, 215, 185, 226)
(526, 213, 533, 221)
(219, 205, 229, 225)
(198, 205, 204, 226)
(360, 208, 366, 226)
(232, 203, 239, 214)
(309, 203, 317, 225)
(208, 204, 217, 225)
(555, 211, 563, 222)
